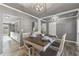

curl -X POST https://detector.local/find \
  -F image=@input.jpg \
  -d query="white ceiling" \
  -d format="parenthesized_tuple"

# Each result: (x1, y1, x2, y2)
(4, 3, 79, 18)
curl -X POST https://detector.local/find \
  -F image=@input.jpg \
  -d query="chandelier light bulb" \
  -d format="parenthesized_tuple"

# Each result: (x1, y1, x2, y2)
(33, 3, 46, 13)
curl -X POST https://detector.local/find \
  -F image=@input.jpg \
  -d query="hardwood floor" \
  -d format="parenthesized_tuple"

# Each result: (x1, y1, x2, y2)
(1, 36, 27, 56)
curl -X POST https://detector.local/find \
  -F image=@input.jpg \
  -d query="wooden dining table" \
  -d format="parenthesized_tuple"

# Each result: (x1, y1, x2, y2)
(23, 35, 56, 52)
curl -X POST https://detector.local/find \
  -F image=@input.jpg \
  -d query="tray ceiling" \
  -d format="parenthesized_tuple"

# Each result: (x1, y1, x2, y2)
(4, 3, 79, 18)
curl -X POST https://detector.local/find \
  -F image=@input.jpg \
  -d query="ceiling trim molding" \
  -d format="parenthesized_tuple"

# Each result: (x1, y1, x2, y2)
(42, 8, 79, 19)
(0, 3, 40, 20)
(1, 3, 79, 20)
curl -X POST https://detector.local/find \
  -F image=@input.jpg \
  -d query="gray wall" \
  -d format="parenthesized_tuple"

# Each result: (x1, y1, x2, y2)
(56, 17, 77, 41)
(77, 18, 79, 44)
(0, 13, 3, 54)
(21, 17, 35, 33)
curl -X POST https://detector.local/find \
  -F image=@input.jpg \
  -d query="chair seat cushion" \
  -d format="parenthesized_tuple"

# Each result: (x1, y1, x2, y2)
(51, 41, 60, 47)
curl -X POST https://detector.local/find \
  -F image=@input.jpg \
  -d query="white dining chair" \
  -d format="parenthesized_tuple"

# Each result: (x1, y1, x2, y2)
(56, 33, 67, 56)
(39, 33, 67, 56)
(23, 39, 33, 56)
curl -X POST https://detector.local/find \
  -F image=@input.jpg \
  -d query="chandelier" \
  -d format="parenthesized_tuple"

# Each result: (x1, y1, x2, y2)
(33, 3, 46, 14)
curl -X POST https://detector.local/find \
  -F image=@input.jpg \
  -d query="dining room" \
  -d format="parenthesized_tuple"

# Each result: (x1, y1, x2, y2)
(0, 3, 79, 56)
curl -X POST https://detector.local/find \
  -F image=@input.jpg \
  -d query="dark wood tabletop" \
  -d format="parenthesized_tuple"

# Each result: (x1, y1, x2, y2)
(23, 35, 57, 51)
(24, 37, 49, 46)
